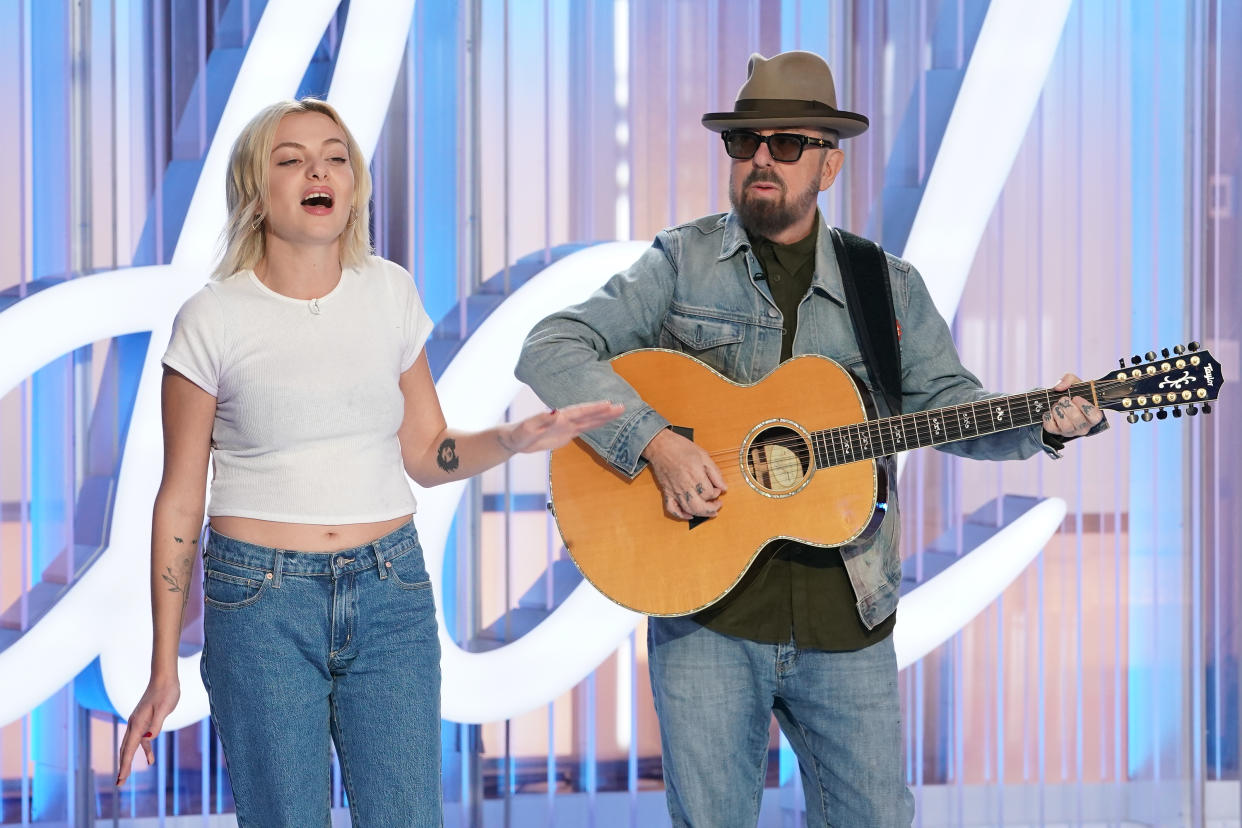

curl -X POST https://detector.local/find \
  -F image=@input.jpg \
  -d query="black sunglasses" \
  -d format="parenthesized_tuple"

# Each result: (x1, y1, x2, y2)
(721, 130, 835, 162)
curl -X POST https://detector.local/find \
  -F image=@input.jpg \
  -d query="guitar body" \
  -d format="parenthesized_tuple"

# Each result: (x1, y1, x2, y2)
(548, 349, 887, 616)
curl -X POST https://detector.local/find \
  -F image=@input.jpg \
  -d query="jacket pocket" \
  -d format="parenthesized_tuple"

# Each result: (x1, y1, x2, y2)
(659, 309, 746, 374)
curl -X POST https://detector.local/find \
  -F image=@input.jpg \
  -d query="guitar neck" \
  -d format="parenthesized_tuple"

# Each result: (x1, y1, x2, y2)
(809, 382, 1094, 468)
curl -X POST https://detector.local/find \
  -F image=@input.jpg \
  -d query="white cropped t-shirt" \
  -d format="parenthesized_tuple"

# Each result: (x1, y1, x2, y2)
(162, 256, 434, 524)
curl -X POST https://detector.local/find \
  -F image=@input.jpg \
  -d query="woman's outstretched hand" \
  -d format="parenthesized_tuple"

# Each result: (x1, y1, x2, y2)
(500, 401, 624, 454)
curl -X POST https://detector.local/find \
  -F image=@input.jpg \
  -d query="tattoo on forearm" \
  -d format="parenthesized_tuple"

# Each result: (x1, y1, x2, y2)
(161, 566, 182, 593)
(180, 558, 193, 606)
(436, 438, 460, 473)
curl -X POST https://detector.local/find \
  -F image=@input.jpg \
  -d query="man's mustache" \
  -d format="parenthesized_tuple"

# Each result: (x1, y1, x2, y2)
(742, 169, 785, 193)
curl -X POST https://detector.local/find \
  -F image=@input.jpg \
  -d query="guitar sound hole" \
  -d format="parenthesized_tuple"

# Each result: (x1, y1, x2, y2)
(744, 425, 811, 495)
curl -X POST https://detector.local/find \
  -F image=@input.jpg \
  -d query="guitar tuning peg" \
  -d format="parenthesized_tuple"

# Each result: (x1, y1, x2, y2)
(1172, 406, 1183, 418)
(1131, 355, 1143, 365)
(1127, 412, 1139, 424)
(1156, 409, 1168, 420)
(1203, 403, 1212, 414)
(1187, 404, 1199, 416)
(1173, 344, 1186, 355)
(1161, 348, 1171, 358)
(1145, 351, 1157, 361)
(1141, 411, 1154, 422)
(1189, 340, 1201, 351)
(1119, 358, 1127, 369)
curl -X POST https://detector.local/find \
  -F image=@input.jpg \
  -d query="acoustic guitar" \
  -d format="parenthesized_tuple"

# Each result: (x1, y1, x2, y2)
(547, 344, 1224, 616)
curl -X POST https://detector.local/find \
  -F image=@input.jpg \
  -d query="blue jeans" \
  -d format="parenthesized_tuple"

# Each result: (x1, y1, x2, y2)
(200, 521, 442, 827)
(648, 616, 915, 827)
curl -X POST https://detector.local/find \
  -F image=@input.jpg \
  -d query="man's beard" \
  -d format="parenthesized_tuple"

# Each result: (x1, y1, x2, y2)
(729, 169, 820, 240)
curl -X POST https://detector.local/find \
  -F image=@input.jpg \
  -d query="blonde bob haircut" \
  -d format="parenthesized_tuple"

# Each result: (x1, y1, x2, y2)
(212, 98, 372, 280)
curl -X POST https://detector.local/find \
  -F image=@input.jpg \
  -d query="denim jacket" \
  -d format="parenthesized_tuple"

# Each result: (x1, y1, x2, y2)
(516, 211, 1056, 628)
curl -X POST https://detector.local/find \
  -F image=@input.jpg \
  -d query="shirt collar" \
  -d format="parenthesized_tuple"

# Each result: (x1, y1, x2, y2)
(755, 223, 818, 274)
(719, 211, 847, 307)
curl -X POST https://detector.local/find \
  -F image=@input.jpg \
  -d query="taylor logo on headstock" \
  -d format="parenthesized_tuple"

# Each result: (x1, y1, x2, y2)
(1205, 364, 1216, 386)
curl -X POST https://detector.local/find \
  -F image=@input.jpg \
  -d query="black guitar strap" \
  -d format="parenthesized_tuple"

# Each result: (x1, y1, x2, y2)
(829, 227, 902, 416)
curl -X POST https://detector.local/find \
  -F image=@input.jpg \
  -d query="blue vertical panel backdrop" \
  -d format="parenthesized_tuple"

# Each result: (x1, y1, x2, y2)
(1126, 2, 1188, 814)
(29, 0, 74, 822)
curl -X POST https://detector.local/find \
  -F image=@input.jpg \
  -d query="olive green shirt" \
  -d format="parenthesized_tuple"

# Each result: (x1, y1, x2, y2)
(694, 224, 897, 650)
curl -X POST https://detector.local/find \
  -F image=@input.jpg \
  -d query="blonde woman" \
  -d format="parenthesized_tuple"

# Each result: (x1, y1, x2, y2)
(115, 99, 620, 826)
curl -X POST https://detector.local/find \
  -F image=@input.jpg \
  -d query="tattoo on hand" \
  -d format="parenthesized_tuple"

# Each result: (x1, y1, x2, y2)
(1043, 411, 1052, 424)
(436, 438, 460, 473)
(683, 490, 692, 506)
(173, 536, 183, 544)
(1080, 403, 1094, 417)
(160, 566, 182, 593)
(695, 483, 704, 496)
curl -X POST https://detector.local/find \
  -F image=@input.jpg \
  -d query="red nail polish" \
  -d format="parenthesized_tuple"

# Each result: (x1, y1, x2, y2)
(143, 732, 152, 738)
(550, 408, 558, 415)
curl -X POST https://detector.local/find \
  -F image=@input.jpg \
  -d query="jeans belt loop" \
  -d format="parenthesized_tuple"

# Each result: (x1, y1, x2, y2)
(270, 549, 284, 589)
(374, 542, 388, 581)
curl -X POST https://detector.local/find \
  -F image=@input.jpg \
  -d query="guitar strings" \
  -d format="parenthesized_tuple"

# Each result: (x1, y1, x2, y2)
(679, 376, 1164, 466)
(697, 390, 1096, 461)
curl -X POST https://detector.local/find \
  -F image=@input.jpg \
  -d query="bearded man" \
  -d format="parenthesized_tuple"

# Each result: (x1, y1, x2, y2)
(516, 51, 1104, 827)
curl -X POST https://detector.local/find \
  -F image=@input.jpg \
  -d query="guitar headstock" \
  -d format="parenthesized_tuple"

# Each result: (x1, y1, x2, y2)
(1093, 342, 1224, 423)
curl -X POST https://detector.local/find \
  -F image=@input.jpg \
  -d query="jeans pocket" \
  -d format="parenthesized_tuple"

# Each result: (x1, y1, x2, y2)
(385, 543, 431, 591)
(203, 559, 270, 609)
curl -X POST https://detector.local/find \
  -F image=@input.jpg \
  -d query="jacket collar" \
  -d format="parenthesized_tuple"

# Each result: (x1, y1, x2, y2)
(719, 211, 846, 307)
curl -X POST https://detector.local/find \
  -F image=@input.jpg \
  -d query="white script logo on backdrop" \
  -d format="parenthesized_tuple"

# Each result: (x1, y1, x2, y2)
(0, 0, 1071, 727)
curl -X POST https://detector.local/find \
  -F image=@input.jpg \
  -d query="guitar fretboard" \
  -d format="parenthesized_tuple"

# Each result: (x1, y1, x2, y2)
(809, 383, 1094, 468)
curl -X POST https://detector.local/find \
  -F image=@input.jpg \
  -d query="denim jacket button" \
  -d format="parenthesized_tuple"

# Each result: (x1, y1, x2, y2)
(767, 308, 779, 318)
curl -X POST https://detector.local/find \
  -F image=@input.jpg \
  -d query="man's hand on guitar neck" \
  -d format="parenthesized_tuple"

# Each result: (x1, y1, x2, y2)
(1042, 373, 1107, 439)
(642, 428, 728, 521)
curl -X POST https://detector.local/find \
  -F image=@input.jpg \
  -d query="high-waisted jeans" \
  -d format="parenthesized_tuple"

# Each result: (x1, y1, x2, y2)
(200, 520, 441, 827)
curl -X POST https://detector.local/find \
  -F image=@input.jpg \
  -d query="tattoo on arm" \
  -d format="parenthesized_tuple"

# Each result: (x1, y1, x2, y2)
(160, 566, 182, 593)
(436, 438, 460, 473)
(180, 557, 194, 607)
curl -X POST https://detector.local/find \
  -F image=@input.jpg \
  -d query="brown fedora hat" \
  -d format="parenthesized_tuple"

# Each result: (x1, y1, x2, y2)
(702, 51, 868, 138)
